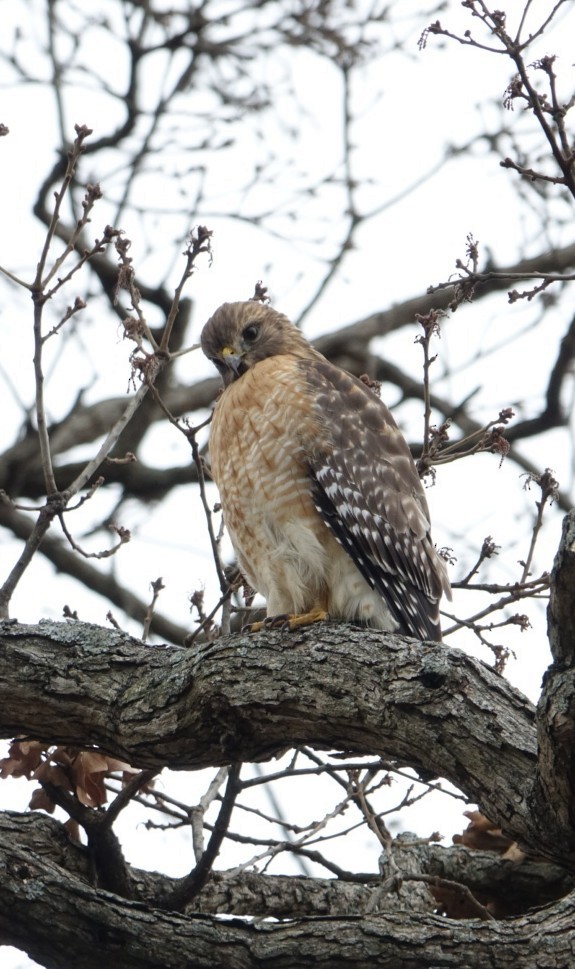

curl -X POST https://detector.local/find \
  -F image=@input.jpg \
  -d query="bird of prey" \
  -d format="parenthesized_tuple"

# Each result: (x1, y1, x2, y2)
(201, 301, 450, 640)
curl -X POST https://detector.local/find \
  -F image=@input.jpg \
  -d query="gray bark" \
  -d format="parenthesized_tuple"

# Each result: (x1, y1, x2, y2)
(2, 812, 570, 920)
(1, 509, 575, 968)
(2, 814, 575, 969)
(0, 618, 546, 853)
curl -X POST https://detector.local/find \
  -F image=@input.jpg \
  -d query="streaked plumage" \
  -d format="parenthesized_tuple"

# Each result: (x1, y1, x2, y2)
(201, 301, 450, 640)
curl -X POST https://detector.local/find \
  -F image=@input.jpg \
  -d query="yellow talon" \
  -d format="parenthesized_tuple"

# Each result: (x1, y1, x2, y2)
(243, 609, 329, 633)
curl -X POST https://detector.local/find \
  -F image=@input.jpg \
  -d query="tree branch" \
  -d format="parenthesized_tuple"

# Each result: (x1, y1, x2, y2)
(1, 811, 571, 919)
(2, 511, 575, 965)
(531, 509, 575, 855)
(160, 763, 242, 910)
(0, 613, 563, 865)
(2, 813, 575, 969)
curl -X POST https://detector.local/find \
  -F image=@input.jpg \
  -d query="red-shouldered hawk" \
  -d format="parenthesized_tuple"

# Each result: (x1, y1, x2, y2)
(201, 301, 451, 640)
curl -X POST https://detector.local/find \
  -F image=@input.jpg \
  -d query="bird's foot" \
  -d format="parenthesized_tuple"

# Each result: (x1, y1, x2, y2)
(243, 609, 329, 633)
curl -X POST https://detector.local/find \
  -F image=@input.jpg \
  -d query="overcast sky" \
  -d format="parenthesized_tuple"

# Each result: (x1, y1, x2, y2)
(2, 3, 574, 964)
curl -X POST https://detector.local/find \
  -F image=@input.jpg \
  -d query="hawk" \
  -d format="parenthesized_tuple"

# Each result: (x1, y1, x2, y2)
(201, 301, 451, 640)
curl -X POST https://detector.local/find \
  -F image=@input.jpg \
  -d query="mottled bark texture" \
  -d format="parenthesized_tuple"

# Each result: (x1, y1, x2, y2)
(2, 809, 575, 969)
(0, 510, 575, 968)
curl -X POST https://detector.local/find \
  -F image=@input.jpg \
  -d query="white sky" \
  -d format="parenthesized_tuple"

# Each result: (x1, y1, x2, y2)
(1, 2, 574, 965)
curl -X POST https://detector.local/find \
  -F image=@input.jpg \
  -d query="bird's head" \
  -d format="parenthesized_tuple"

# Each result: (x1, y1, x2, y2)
(201, 301, 309, 386)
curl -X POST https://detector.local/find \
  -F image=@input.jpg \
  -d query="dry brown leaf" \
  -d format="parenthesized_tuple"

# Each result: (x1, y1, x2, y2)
(29, 786, 56, 813)
(452, 810, 517, 854)
(33, 761, 73, 791)
(0, 739, 46, 778)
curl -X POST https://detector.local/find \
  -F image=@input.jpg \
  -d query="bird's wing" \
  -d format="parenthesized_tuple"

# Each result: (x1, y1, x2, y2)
(300, 355, 449, 640)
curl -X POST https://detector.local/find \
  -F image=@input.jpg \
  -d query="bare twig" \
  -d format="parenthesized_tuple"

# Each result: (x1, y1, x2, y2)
(190, 767, 231, 863)
(159, 763, 242, 911)
(33, 124, 94, 289)
(519, 469, 560, 583)
(142, 578, 166, 643)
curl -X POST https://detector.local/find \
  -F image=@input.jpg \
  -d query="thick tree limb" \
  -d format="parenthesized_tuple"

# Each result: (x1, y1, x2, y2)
(2, 506, 575, 966)
(0, 616, 559, 863)
(2, 814, 575, 969)
(531, 510, 575, 856)
(547, 509, 575, 666)
(2, 812, 570, 920)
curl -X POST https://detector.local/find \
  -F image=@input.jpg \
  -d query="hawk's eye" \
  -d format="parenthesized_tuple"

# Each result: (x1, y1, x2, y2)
(242, 323, 260, 343)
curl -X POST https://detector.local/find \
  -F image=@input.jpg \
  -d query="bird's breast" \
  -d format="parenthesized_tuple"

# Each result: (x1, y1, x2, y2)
(209, 356, 322, 536)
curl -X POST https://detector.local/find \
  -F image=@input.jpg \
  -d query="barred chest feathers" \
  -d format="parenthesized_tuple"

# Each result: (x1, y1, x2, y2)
(209, 354, 399, 629)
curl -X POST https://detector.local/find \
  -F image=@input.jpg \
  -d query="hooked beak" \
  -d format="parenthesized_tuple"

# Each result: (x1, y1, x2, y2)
(221, 345, 244, 377)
